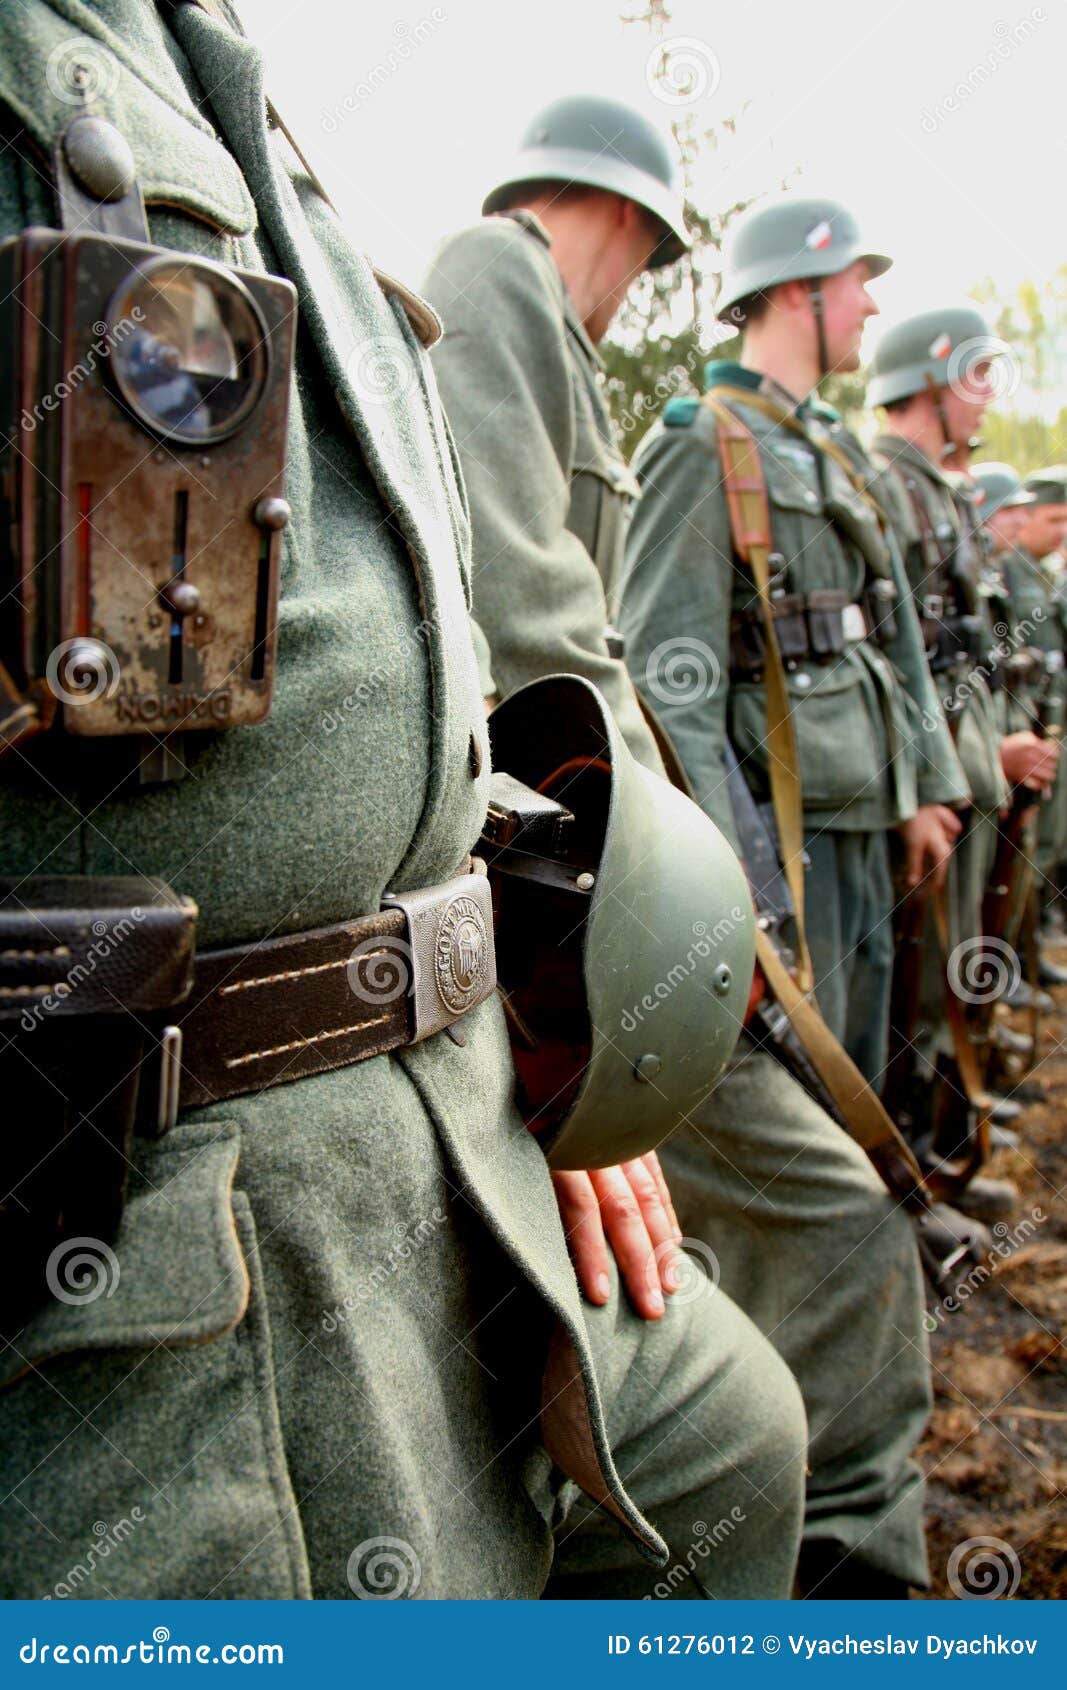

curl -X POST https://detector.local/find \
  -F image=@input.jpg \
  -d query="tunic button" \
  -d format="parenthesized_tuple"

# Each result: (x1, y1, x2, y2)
(63, 116, 136, 204)
(793, 672, 812, 690)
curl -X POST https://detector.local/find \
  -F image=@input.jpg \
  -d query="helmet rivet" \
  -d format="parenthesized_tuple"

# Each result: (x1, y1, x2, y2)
(712, 963, 732, 995)
(634, 1053, 662, 1083)
(576, 871, 596, 892)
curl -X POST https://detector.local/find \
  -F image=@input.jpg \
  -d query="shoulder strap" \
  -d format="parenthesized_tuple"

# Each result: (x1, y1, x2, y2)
(897, 465, 951, 580)
(702, 392, 813, 991)
(709, 383, 890, 526)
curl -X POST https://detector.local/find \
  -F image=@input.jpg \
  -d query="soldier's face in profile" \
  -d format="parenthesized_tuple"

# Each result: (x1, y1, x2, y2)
(941, 361, 993, 445)
(819, 259, 878, 373)
(986, 505, 1028, 551)
(1018, 504, 1067, 557)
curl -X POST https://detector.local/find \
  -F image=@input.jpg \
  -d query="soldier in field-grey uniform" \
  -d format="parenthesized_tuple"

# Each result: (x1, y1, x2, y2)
(424, 113, 937, 1598)
(0, 0, 807, 1601)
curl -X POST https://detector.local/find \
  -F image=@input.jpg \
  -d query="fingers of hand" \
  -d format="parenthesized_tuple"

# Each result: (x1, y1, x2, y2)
(550, 1169, 611, 1305)
(589, 1164, 667, 1319)
(620, 1155, 680, 1290)
(940, 807, 964, 839)
(641, 1151, 683, 1241)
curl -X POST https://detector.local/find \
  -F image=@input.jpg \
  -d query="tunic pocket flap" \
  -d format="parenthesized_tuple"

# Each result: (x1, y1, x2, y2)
(1, 1121, 248, 1387)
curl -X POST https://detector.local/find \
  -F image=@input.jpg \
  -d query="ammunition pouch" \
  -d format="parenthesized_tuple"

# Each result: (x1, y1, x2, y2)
(863, 574, 899, 644)
(730, 588, 874, 679)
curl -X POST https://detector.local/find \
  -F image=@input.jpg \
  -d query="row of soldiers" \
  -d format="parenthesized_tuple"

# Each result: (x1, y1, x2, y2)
(419, 94, 1067, 1597)
(0, 1, 1058, 1603)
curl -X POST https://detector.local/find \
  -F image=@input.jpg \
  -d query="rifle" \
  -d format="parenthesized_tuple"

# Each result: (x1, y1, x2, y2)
(981, 649, 1064, 1062)
(723, 741, 989, 1291)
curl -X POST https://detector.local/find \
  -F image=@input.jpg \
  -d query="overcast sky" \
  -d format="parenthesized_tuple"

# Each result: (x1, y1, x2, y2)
(249, 0, 1061, 374)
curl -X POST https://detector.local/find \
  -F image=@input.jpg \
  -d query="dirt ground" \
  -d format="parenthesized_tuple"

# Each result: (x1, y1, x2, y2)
(918, 953, 1067, 1600)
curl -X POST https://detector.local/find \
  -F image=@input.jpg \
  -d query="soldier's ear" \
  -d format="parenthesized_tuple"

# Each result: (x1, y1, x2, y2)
(617, 195, 663, 264)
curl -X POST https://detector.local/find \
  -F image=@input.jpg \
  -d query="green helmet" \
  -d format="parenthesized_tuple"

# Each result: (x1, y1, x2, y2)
(482, 96, 689, 269)
(716, 195, 891, 321)
(484, 676, 753, 1169)
(1023, 467, 1067, 505)
(867, 305, 1010, 408)
(971, 462, 1036, 517)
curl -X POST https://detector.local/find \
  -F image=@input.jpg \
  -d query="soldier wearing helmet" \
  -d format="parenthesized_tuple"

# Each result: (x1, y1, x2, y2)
(620, 197, 968, 1081)
(972, 461, 1036, 556)
(870, 315, 1060, 1211)
(427, 150, 941, 1597)
(1001, 468, 1067, 972)
(0, 15, 807, 1607)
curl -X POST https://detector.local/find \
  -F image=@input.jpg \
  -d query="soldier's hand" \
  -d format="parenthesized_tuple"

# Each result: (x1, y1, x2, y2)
(897, 803, 963, 894)
(1001, 731, 1060, 792)
(550, 1152, 683, 1320)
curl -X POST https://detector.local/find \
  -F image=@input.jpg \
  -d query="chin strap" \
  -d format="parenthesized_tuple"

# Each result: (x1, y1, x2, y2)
(806, 278, 829, 383)
(925, 372, 958, 462)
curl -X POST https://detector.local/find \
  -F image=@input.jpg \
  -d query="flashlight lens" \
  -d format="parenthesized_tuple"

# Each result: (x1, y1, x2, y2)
(108, 257, 268, 444)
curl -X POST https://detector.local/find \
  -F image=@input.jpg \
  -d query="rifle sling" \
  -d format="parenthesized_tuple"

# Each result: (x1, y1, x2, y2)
(704, 393, 813, 991)
(753, 926, 928, 1207)
(930, 889, 992, 1193)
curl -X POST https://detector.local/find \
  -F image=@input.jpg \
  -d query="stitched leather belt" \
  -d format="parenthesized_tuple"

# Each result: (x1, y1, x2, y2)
(144, 867, 496, 1126)
(0, 867, 496, 1315)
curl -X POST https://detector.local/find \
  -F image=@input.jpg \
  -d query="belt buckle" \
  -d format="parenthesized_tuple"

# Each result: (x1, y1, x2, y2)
(382, 869, 497, 1043)
(841, 601, 867, 643)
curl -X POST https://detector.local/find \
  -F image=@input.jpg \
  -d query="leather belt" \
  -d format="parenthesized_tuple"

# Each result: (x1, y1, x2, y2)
(142, 867, 496, 1127)
(0, 868, 496, 1314)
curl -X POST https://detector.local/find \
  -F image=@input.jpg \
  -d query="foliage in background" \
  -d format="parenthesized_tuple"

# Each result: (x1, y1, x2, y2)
(968, 270, 1067, 472)
(610, 7, 1066, 470)
(604, 3, 753, 455)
